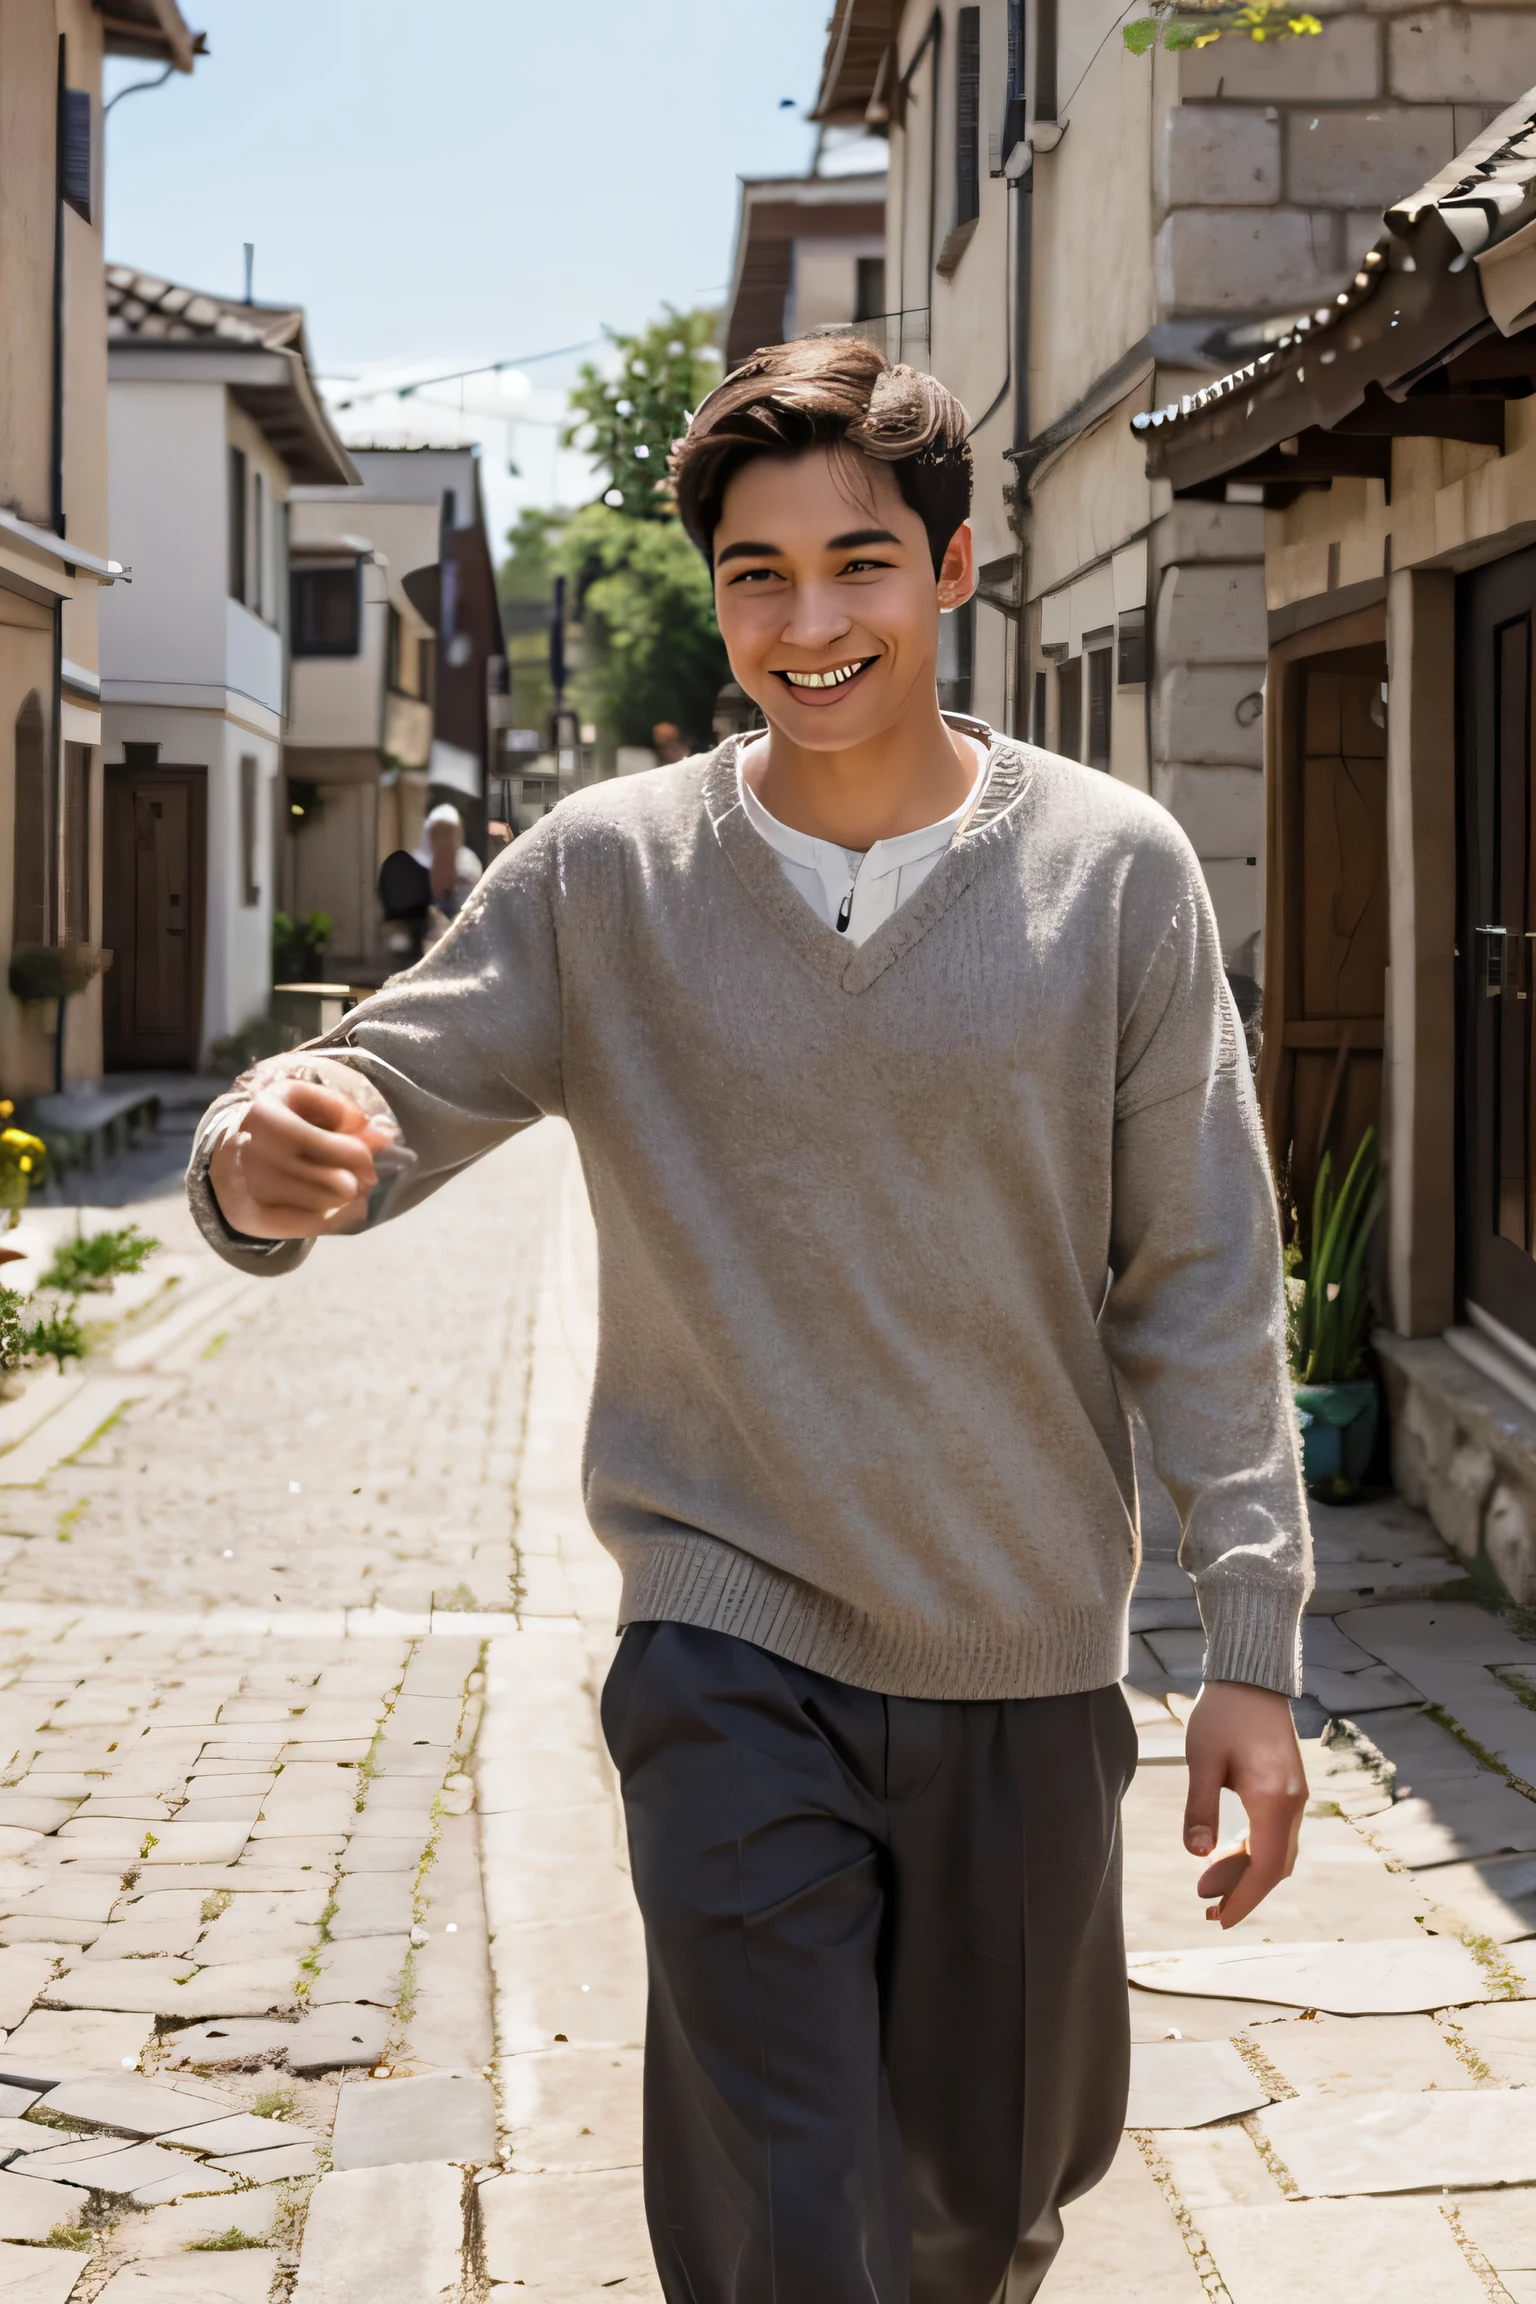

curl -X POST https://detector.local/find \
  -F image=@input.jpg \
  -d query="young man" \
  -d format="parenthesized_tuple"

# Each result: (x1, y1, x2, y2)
(190, 341, 1309, 2304)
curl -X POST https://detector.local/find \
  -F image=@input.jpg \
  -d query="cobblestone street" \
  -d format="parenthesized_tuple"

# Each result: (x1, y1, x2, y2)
(0, 1131, 1530, 2297)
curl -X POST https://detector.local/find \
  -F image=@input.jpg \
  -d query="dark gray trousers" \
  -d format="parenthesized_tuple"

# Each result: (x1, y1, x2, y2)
(600, 1621, 1137, 2304)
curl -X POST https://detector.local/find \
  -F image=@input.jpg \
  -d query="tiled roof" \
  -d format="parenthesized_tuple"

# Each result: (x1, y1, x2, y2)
(106, 268, 304, 351)
(106, 267, 356, 487)
(1132, 89, 1536, 479)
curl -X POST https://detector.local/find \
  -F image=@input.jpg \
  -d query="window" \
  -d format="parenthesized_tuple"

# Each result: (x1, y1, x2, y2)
(227, 446, 247, 603)
(252, 471, 269, 620)
(239, 754, 260, 906)
(1117, 608, 1147, 687)
(386, 604, 402, 693)
(61, 744, 90, 943)
(290, 563, 362, 656)
(1002, 0, 1026, 164)
(955, 8, 981, 228)
(1057, 659, 1082, 763)
(12, 693, 50, 945)
(1031, 669, 1047, 746)
(854, 256, 886, 323)
(1086, 645, 1113, 771)
(61, 89, 91, 221)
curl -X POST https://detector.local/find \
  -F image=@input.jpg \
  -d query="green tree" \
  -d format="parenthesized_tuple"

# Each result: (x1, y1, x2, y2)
(498, 506, 565, 612)
(558, 502, 729, 752)
(564, 307, 722, 515)
(499, 507, 565, 734)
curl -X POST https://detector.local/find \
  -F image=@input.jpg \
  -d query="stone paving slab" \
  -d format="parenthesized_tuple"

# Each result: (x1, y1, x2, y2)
(1450, 1999, 1536, 2084)
(0, 2009, 156, 2081)
(1254, 2012, 1476, 2097)
(1257, 2086, 1536, 2196)
(291, 2161, 466, 2304)
(1045, 2138, 1205, 2300)
(95, 2256, 278, 2302)
(331, 2069, 495, 2169)
(1125, 2039, 1271, 2128)
(0, 2241, 90, 2301)
(478, 2166, 661, 2296)
(1198, 2197, 1487, 2303)
(1128, 1938, 1500, 2013)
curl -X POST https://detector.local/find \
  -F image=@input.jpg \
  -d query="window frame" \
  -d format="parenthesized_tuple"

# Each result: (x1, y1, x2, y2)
(290, 560, 364, 659)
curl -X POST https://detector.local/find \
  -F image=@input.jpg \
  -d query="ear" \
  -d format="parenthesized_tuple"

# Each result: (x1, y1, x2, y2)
(936, 520, 976, 613)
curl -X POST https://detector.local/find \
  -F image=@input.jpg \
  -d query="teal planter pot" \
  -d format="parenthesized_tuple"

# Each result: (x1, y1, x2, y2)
(1294, 1379, 1379, 1500)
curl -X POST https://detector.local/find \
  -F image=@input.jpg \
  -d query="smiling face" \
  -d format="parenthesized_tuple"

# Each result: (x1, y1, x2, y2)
(711, 446, 974, 753)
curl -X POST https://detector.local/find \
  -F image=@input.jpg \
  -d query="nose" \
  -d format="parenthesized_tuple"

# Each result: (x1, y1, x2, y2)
(779, 580, 854, 655)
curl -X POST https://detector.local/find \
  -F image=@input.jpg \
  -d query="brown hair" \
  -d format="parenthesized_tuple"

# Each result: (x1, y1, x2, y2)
(669, 338, 972, 576)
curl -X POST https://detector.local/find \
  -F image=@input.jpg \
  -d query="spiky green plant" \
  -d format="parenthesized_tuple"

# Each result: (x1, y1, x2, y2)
(1290, 1128, 1381, 1385)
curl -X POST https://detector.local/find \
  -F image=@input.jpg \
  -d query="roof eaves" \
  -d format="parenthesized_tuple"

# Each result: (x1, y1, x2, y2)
(811, 0, 894, 125)
(93, 0, 203, 71)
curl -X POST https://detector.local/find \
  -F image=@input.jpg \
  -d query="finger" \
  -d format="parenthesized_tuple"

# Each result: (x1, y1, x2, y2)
(268, 1080, 376, 1136)
(1211, 1798, 1302, 1930)
(244, 1104, 378, 1188)
(1196, 1836, 1250, 1901)
(1182, 1736, 1225, 1861)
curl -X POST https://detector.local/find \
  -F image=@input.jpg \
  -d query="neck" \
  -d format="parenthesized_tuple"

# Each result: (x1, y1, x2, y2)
(743, 690, 978, 848)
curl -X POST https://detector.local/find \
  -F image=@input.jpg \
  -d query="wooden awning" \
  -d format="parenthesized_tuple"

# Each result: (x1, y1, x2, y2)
(1134, 91, 1536, 504)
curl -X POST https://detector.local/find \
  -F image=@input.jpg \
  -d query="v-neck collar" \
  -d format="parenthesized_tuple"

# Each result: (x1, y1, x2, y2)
(702, 725, 1039, 995)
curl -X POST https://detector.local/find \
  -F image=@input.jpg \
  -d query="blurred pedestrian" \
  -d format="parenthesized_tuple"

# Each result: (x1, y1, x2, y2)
(651, 721, 688, 764)
(413, 802, 482, 921)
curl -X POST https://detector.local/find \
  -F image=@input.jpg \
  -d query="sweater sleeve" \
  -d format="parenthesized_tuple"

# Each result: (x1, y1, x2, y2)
(186, 814, 567, 1277)
(1099, 866, 1311, 1699)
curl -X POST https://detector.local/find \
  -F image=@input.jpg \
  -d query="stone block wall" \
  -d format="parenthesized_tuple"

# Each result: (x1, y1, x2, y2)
(1156, 6, 1536, 320)
(1376, 1333, 1536, 1608)
(1143, 4, 1536, 962)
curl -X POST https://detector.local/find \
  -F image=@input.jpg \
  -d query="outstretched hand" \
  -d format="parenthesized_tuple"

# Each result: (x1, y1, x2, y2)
(209, 1078, 401, 1240)
(1182, 1680, 1306, 1929)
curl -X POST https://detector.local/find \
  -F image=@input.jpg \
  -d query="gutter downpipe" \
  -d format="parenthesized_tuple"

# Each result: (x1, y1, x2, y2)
(1012, 169, 1033, 734)
(50, 35, 67, 957)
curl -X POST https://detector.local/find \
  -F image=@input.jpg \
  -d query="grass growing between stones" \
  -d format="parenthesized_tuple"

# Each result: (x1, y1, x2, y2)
(42, 2223, 90, 2248)
(187, 2227, 267, 2250)
(1133, 2130, 1234, 2304)
(252, 2086, 297, 2122)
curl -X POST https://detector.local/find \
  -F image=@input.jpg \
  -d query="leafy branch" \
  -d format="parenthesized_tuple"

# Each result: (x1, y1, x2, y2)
(1125, 0, 1322, 54)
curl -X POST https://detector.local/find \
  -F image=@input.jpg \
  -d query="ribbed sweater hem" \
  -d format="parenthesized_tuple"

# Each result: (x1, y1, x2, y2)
(615, 1530, 1132, 1703)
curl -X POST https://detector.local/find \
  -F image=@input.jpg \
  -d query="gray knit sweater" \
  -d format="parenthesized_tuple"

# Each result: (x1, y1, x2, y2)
(188, 733, 1311, 1700)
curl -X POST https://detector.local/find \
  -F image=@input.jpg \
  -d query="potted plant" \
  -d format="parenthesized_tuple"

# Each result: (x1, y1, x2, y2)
(272, 909, 333, 983)
(1287, 1127, 1382, 1501)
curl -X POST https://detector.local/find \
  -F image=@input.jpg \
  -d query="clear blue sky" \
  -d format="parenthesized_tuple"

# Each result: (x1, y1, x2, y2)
(104, 0, 830, 375)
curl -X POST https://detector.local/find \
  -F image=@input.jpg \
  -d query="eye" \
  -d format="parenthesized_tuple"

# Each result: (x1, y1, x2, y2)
(725, 566, 780, 586)
(838, 557, 892, 576)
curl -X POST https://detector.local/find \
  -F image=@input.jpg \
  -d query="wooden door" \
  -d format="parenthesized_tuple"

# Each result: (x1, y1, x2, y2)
(102, 763, 206, 1070)
(1260, 636, 1388, 1228)
(1460, 546, 1536, 1345)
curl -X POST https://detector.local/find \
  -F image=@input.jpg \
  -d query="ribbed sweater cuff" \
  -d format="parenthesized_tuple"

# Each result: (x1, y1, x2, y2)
(1197, 1573, 1305, 1699)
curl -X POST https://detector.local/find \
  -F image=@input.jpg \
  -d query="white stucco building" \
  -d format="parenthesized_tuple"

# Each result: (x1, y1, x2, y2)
(99, 269, 355, 1065)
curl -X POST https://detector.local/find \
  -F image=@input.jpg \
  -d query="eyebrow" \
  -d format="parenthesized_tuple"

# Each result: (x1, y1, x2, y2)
(715, 526, 902, 567)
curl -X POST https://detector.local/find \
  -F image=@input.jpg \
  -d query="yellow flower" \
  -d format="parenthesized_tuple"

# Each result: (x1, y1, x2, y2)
(0, 1101, 12, 1120)
(17, 1157, 29, 1174)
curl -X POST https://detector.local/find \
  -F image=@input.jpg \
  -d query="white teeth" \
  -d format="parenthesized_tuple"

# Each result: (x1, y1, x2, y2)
(782, 661, 867, 689)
